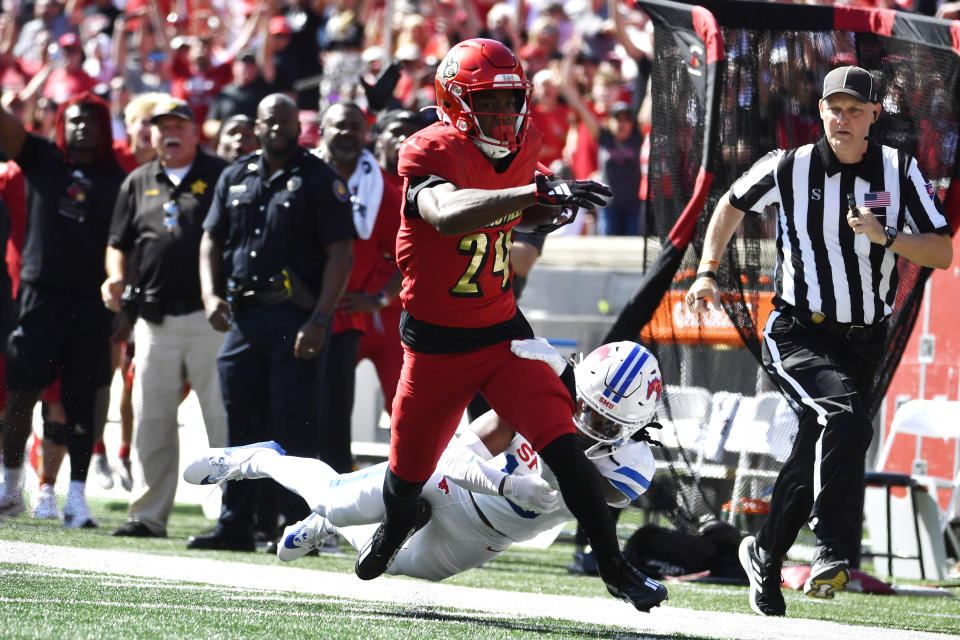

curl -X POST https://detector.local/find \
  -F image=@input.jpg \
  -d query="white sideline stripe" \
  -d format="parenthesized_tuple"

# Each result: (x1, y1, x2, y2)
(1, 541, 955, 640)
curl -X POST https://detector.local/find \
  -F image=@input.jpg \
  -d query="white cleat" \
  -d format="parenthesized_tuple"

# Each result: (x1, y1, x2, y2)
(31, 484, 61, 520)
(0, 490, 26, 521)
(62, 490, 98, 529)
(91, 453, 114, 490)
(277, 513, 334, 562)
(116, 457, 133, 492)
(183, 441, 286, 486)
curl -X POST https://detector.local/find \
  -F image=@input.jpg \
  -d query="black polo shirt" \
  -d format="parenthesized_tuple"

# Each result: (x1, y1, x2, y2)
(16, 133, 126, 296)
(109, 149, 228, 304)
(203, 148, 355, 293)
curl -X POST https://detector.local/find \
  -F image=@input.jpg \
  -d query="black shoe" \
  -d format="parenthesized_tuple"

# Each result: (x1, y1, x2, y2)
(804, 544, 849, 599)
(567, 549, 599, 576)
(112, 520, 165, 538)
(739, 535, 785, 616)
(186, 528, 255, 552)
(605, 562, 668, 612)
(355, 498, 432, 580)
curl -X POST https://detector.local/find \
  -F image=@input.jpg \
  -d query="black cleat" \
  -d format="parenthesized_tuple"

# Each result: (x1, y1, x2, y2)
(804, 544, 849, 599)
(605, 562, 668, 612)
(186, 528, 255, 552)
(739, 535, 785, 616)
(355, 498, 432, 580)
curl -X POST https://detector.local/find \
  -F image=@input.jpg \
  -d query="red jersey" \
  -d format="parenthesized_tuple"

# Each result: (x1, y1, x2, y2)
(333, 166, 403, 334)
(396, 122, 542, 328)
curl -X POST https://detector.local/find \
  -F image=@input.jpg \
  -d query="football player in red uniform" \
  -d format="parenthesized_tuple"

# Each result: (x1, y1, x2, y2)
(354, 38, 667, 612)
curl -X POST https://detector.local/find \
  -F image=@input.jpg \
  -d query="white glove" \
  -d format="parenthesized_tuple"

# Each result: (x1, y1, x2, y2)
(511, 337, 566, 376)
(503, 474, 560, 513)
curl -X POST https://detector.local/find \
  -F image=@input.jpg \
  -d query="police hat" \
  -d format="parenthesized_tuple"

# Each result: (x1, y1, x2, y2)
(150, 98, 195, 124)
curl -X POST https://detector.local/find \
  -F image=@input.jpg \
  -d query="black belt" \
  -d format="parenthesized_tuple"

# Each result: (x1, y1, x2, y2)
(787, 306, 888, 343)
(140, 298, 203, 322)
(468, 491, 508, 537)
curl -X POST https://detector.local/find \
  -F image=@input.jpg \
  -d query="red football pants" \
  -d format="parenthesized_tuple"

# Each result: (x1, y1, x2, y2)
(388, 340, 575, 482)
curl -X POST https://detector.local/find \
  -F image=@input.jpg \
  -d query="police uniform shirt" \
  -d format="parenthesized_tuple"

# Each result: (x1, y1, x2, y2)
(15, 133, 126, 295)
(109, 149, 228, 304)
(729, 137, 952, 325)
(202, 148, 355, 293)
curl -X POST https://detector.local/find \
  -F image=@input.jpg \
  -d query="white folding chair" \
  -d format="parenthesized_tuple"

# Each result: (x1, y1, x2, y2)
(864, 399, 960, 579)
(658, 385, 712, 450)
(874, 399, 960, 518)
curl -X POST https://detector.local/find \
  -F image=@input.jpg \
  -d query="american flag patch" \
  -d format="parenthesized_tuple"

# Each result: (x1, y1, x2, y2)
(864, 191, 891, 207)
(925, 182, 935, 200)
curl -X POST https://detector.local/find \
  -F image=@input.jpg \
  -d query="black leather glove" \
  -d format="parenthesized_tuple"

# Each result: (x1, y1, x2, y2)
(534, 206, 580, 234)
(535, 173, 613, 210)
(360, 60, 404, 112)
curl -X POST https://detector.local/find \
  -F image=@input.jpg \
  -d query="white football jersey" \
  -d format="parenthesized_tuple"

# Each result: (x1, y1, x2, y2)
(472, 434, 655, 542)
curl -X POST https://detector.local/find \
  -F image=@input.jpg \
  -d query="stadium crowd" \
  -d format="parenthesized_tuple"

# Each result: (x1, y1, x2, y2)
(0, 0, 954, 581)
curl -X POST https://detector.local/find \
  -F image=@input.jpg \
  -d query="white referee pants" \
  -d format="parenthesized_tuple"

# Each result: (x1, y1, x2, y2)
(128, 311, 227, 534)
(253, 456, 510, 581)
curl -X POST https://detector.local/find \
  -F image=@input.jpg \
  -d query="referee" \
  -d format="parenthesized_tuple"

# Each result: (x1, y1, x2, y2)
(686, 65, 953, 617)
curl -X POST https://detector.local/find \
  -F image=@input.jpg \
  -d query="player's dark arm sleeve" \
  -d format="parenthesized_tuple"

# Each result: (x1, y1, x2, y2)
(559, 362, 578, 406)
(404, 174, 452, 219)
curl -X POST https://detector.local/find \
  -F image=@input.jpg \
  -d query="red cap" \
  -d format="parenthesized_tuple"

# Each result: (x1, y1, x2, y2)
(58, 33, 81, 50)
(269, 16, 292, 35)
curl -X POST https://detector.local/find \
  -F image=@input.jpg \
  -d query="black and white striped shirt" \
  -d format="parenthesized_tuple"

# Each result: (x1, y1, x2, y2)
(729, 137, 952, 324)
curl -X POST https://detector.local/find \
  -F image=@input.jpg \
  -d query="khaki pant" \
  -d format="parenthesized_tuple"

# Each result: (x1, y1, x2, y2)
(128, 311, 226, 534)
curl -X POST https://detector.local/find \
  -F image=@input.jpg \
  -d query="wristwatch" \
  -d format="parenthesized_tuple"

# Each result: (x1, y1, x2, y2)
(883, 226, 898, 248)
(311, 313, 328, 326)
(374, 291, 391, 309)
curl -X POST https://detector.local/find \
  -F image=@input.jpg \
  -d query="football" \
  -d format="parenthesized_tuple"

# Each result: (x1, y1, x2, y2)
(516, 205, 569, 232)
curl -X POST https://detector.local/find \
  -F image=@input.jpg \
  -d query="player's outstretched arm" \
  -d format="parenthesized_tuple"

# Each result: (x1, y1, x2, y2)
(436, 433, 560, 513)
(417, 180, 539, 235)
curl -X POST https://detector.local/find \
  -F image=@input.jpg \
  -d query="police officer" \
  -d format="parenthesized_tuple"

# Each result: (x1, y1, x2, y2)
(103, 97, 229, 538)
(686, 66, 953, 616)
(0, 92, 125, 526)
(192, 93, 354, 550)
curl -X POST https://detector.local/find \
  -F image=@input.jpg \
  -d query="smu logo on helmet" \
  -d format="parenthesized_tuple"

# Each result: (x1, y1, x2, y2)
(646, 377, 662, 402)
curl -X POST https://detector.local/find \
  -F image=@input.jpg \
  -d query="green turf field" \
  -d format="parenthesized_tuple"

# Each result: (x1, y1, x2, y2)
(1, 498, 958, 639)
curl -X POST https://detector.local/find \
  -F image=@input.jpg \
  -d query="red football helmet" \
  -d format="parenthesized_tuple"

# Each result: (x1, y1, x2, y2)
(435, 38, 533, 159)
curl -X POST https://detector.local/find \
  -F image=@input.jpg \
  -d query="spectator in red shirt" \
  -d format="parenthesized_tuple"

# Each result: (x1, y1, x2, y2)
(43, 34, 97, 106)
(529, 68, 570, 168)
(170, 36, 233, 136)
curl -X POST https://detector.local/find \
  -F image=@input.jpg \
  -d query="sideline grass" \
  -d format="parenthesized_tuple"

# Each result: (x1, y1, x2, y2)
(0, 498, 958, 637)
(1, 564, 650, 640)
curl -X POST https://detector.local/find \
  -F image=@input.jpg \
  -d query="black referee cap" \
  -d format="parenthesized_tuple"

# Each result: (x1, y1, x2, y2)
(822, 66, 876, 103)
